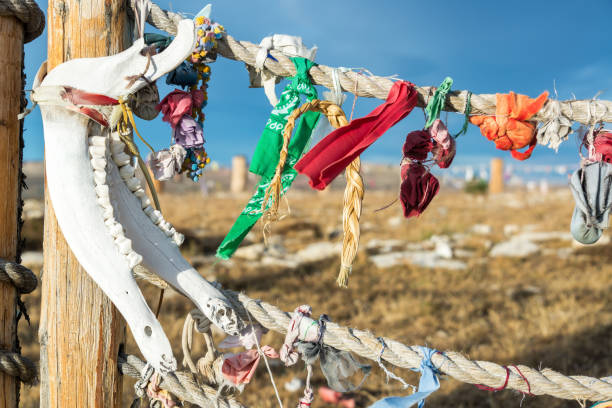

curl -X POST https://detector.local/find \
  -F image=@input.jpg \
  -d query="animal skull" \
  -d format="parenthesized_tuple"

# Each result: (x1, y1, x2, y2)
(37, 19, 242, 373)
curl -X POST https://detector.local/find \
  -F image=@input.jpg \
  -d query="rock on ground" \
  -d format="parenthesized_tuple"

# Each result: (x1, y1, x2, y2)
(490, 239, 540, 258)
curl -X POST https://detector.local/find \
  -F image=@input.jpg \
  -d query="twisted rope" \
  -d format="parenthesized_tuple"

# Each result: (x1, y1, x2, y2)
(261, 99, 363, 286)
(216, 289, 612, 402)
(0, 0, 44, 43)
(119, 353, 247, 408)
(0, 259, 37, 294)
(144, 1, 612, 127)
(0, 349, 37, 384)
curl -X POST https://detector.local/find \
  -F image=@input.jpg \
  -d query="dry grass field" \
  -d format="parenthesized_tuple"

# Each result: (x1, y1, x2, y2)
(15, 186, 612, 407)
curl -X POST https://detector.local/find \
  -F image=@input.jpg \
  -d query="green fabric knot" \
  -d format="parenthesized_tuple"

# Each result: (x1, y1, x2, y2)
(424, 76, 453, 129)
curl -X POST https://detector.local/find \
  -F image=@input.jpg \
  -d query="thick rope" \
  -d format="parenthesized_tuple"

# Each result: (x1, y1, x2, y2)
(119, 353, 246, 408)
(218, 289, 612, 402)
(0, 259, 37, 294)
(261, 99, 363, 286)
(0, 0, 44, 43)
(144, 1, 612, 127)
(0, 349, 37, 384)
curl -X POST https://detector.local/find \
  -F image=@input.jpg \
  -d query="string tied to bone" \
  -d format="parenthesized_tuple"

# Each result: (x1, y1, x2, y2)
(369, 346, 440, 408)
(424, 77, 453, 129)
(118, 97, 162, 211)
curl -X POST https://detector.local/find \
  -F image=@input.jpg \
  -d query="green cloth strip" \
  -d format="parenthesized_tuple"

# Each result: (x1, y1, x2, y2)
(216, 58, 320, 259)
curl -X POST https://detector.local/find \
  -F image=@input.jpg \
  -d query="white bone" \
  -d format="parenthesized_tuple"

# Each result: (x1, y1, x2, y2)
(39, 19, 242, 373)
(89, 136, 108, 146)
(113, 152, 131, 166)
(91, 158, 107, 171)
(120, 165, 135, 180)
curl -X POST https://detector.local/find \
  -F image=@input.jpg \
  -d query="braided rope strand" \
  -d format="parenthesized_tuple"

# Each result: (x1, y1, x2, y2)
(261, 99, 363, 286)
(119, 353, 247, 408)
(143, 1, 612, 127)
(226, 290, 612, 402)
(0, 259, 37, 294)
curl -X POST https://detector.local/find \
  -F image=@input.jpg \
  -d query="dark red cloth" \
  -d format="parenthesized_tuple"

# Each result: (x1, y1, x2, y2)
(400, 162, 439, 218)
(594, 132, 612, 163)
(403, 130, 433, 161)
(295, 81, 418, 190)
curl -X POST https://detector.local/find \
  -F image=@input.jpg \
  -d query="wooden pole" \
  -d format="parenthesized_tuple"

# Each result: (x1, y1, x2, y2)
(0, 14, 24, 408)
(40, 2, 130, 407)
(489, 158, 504, 194)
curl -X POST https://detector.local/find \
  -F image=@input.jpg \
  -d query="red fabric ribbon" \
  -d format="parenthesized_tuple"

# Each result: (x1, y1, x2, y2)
(594, 131, 612, 163)
(221, 345, 279, 385)
(295, 81, 418, 190)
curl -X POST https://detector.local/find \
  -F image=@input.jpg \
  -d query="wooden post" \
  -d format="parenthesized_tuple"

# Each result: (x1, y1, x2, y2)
(230, 155, 247, 193)
(0, 15, 24, 408)
(489, 158, 504, 194)
(39, 1, 130, 407)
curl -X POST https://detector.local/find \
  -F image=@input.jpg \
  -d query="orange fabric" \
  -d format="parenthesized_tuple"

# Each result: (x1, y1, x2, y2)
(470, 91, 548, 160)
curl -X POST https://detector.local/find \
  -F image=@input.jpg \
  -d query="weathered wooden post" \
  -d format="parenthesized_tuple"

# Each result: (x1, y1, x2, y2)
(0, 2, 43, 407)
(39, 1, 130, 407)
(489, 158, 504, 194)
(230, 155, 248, 193)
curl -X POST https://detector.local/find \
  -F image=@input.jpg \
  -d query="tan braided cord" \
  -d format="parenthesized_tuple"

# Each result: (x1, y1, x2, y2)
(261, 100, 363, 287)
(0, 0, 44, 43)
(143, 1, 612, 127)
(119, 353, 246, 408)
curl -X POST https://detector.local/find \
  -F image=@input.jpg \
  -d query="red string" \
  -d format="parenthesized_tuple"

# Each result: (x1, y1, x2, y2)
(511, 365, 533, 396)
(476, 366, 510, 392)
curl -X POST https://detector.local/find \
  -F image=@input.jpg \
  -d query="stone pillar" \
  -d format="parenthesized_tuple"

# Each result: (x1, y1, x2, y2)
(489, 158, 504, 194)
(230, 155, 247, 193)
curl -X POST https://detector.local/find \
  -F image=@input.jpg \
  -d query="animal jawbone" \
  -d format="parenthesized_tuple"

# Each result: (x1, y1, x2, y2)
(39, 18, 242, 373)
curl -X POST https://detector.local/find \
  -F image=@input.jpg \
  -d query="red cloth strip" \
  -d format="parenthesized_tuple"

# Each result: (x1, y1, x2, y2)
(295, 81, 418, 190)
(61, 86, 119, 106)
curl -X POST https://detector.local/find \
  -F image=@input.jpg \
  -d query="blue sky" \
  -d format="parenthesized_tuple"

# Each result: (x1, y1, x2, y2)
(22, 0, 612, 171)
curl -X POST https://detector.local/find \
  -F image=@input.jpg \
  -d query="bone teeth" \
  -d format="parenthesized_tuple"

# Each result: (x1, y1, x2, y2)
(133, 189, 146, 198)
(97, 196, 112, 210)
(102, 206, 114, 220)
(94, 170, 107, 185)
(173, 233, 184, 246)
(126, 252, 143, 269)
(140, 196, 151, 209)
(95, 184, 110, 197)
(89, 136, 108, 146)
(143, 206, 154, 216)
(126, 177, 141, 191)
(120, 165, 135, 180)
(108, 222, 124, 237)
(91, 158, 107, 171)
(110, 131, 121, 142)
(113, 152, 131, 166)
(89, 145, 107, 157)
(111, 141, 126, 155)
(115, 236, 133, 255)
(149, 210, 163, 225)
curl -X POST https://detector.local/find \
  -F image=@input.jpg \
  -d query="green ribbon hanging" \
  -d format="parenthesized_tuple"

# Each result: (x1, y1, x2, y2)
(216, 57, 320, 259)
(424, 76, 453, 129)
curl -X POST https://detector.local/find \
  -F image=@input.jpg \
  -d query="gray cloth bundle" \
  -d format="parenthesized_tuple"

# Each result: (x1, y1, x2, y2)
(295, 316, 371, 392)
(570, 161, 612, 244)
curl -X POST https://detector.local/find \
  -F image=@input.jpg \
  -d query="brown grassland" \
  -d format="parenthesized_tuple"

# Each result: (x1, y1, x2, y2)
(16, 188, 612, 407)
